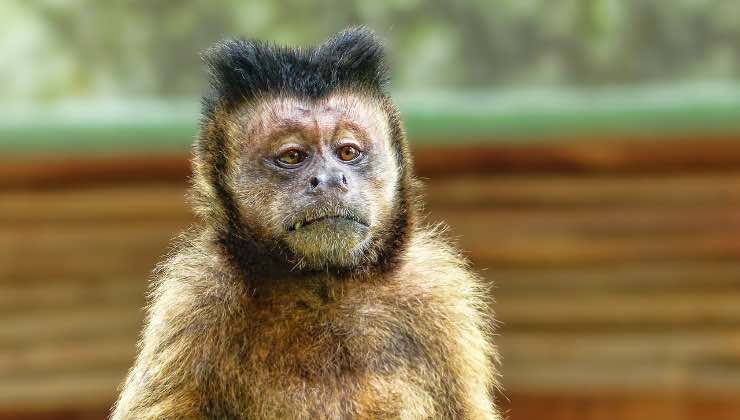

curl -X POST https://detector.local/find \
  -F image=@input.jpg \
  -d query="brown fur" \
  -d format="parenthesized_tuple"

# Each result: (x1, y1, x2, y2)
(112, 225, 500, 419)
(112, 32, 501, 420)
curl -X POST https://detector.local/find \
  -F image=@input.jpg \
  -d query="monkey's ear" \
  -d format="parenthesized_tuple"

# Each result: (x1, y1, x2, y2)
(314, 26, 388, 92)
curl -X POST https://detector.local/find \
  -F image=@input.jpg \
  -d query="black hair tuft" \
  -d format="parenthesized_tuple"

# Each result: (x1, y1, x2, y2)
(202, 26, 388, 114)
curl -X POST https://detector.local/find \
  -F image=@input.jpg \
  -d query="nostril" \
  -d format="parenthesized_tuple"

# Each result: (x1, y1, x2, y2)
(341, 174, 347, 185)
(310, 176, 320, 189)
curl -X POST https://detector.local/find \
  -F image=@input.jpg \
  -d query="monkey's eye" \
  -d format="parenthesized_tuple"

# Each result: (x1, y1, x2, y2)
(277, 149, 307, 166)
(337, 145, 361, 162)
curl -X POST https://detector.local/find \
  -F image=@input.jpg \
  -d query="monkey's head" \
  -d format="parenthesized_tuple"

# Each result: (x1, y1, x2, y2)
(191, 27, 417, 277)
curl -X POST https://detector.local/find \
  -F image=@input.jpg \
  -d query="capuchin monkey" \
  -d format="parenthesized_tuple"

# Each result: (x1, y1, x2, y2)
(112, 27, 501, 419)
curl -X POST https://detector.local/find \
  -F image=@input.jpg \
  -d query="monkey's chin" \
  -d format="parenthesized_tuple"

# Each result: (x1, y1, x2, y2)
(284, 218, 370, 270)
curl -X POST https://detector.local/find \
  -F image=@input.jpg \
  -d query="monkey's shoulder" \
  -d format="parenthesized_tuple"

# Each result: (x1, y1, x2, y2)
(143, 236, 249, 336)
(397, 228, 488, 296)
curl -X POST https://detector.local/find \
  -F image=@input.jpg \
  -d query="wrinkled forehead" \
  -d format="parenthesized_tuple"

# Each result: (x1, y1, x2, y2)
(231, 93, 391, 148)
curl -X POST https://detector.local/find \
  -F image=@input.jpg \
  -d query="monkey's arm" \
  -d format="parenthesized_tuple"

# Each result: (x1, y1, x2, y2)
(112, 379, 201, 420)
(111, 275, 212, 420)
(112, 335, 204, 418)
(421, 274, 500, 420)
(448, 305, 501, 420)
(404, 231, 502, 419)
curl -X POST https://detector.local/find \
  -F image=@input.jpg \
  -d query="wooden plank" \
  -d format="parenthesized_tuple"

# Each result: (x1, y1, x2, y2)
(501, 359, 740, 393)
(0, 155, 189, 191)
(0, 305, 142, 347)
(7, 261, 737, 313)
(0, 370, 122, 409)
(2, 139, 740, 190)
(0, 224, 182, 282)
(1, 150, 739, 418)
(0, 338, 136, 378)
(0, 407, 110, 420)
(424, 173, 740, 208)
(433, 206, 740, 237)
(499, 330, 740, 365)
(0, 222, 183, 248)
(3, 212, 739, 274)
(3, 392, 739, 420)
(7, 282, 740, 342)
(495, 293, 740, 328)
(4, 173, 740, 218)
(462, 231, 740, 267)
(1, 264, 157, 286)
(414, 139, 740, 175)
(7, 290, 740, 343)
(12, 331, 739, 397)
(0, 280, 146, 313)
(502, 392, 740, 420)
(487, 261, 740, 296)
(0, 185, 190, 226)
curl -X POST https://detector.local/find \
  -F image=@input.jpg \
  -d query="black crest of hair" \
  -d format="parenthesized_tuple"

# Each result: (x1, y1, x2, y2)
(202, 26, 388, 115)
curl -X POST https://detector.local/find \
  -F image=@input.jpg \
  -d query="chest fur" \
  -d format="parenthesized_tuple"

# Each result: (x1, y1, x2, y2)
(203, 285, 433, 418)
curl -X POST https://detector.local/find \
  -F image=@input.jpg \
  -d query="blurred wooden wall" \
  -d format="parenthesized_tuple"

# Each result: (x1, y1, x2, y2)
(1, 138, 740, 420)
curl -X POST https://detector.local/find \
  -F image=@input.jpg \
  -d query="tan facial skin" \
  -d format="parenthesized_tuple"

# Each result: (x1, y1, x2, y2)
(224, 92, 399, 270)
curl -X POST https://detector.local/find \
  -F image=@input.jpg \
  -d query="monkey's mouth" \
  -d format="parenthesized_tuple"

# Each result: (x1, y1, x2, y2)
(287, 213, 368, 232)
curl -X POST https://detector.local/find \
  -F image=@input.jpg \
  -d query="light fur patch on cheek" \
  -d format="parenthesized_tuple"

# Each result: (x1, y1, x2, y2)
(374, 115, 400, 223)
(368, 155, 398, 232)
(231, 171, 286, 237)
(380, 152, 399, 204)
(268, 194, 291, 233)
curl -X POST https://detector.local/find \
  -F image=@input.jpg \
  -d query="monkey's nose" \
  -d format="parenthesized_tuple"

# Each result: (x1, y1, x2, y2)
(308, 172, 348, 193)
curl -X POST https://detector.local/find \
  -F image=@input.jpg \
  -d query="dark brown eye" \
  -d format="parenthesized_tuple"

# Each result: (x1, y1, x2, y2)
(277, 149, 306, 166)
(337, 145, 360, 162)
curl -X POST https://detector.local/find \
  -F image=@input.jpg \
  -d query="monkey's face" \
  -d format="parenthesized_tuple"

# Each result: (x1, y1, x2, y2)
(228, 93, 399, 270)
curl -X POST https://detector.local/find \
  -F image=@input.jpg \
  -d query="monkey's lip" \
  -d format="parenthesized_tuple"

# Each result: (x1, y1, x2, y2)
(287, 214, 368, 231)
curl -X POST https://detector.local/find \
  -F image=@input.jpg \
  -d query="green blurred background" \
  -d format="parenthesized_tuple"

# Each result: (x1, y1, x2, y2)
(2, 1, 740, 420)
(4, 0, 740, 150)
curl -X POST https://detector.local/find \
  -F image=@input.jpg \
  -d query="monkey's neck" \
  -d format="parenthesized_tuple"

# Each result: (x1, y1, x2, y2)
(215, 226, 298, 283)
(214, 207, 413, 288)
